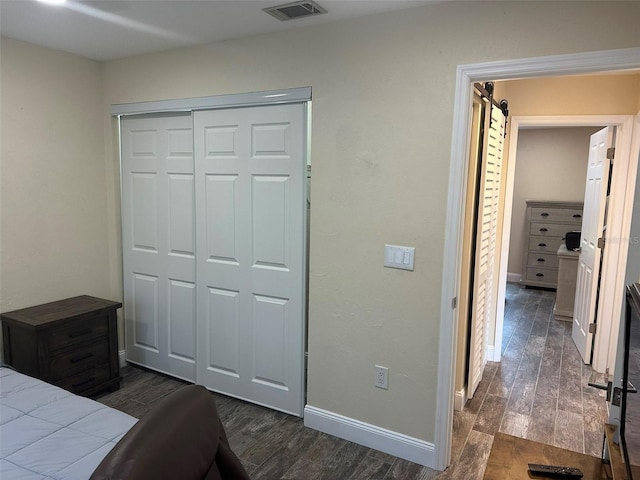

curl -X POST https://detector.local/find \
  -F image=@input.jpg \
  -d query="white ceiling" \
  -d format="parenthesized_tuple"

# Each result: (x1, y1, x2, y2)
(0, 0, 442, 61)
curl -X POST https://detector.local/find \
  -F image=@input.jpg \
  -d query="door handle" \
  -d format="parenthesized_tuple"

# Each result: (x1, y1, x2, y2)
(539, 228, 548, 232)
(537, 258, 545, 263)
(538, 243, 547, 247)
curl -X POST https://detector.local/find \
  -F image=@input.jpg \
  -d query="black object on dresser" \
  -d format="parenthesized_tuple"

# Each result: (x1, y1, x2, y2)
(1, 295, 122, 396)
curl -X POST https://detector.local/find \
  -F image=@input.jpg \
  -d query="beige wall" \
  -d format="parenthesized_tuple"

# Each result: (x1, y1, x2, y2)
(0, 40, 109, 330)
(507, 127, 599, 276)
(2, 0, 639, 448)
(499, 74, 640, 278)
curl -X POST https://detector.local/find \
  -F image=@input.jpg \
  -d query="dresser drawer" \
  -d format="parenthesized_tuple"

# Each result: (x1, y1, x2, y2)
(48, 312, 108, 351)
(530, 207, 583, 224)
(54, 365, 111, 394)
(527, 252, 559, 270)
(528, 236, 564, 253)
(525, 267, 558, 285)
(529, 222, 571, 238)
(50, 341, 109, 381)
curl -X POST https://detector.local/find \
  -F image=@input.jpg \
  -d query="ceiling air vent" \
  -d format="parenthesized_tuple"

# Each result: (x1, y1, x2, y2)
(263, 0, 327, 21)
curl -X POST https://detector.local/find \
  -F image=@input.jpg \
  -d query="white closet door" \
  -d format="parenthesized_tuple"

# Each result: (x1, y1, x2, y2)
(121, 114, 196, 381)
(194, 104, 305, 416)
(468, 104, 506, 399)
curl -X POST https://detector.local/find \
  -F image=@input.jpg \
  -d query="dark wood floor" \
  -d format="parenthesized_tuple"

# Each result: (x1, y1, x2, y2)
(439, 284, 609, 479)
(95, 365, 440, 479)
(95, 283, 609, 479)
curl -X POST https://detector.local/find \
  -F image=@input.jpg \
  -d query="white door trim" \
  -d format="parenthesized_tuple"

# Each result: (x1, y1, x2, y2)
(436, 46, 640, 471)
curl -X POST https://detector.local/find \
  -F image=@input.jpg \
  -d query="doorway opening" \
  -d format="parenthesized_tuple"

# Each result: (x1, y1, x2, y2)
(435, 47, 640, 471)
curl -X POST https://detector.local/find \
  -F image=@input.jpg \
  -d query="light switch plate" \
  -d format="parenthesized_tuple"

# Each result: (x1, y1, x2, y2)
(384, 244, 415, 271)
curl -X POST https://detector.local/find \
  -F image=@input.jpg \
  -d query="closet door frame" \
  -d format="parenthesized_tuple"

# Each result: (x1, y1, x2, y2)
(114, 87, 311, 416)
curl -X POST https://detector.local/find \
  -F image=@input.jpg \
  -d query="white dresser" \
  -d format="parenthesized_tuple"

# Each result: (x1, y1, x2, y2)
(520, 201, 583, 289)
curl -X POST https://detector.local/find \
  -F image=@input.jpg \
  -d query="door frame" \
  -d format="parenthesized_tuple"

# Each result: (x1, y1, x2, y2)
(435, 47, 640, 470)
(496, 116, 634, 373)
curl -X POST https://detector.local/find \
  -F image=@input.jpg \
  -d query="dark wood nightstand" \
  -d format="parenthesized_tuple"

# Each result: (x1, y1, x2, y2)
(1, 295, 122, 396)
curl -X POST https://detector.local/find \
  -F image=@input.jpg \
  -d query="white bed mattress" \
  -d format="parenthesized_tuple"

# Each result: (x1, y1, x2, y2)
(0, 366, 137, 480)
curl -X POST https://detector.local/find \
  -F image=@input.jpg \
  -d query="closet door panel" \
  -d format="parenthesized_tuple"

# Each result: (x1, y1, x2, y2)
(168, 173, 194, 257)
(131, 173, 158, 252)
(132, 273, 159, 352)
(205, 287, 241, 377)
(252, 175, 290, 269)
(195, 104, 305, 416)
(252, 294, 289, 389)
(205, 174, 240, 263)
(168, 279, 196, 362)
(121, 113, 195, 382)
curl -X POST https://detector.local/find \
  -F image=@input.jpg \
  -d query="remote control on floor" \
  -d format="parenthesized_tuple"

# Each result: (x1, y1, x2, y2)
(528, 464, 584, 478)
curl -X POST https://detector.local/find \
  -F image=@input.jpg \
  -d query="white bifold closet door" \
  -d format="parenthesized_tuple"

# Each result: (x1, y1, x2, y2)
(121, 104, 306, 416)
(193, 104, 305, 416)
(121, 113, 197, 382)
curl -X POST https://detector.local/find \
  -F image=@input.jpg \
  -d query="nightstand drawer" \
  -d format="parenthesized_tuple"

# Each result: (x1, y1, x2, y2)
(50, 341, 109, 381)
(54, 365, 111, 394)
(49, 312, 108, 351)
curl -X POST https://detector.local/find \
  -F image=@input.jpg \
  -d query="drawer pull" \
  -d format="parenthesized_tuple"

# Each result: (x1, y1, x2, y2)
(70, 352, 94, 363)
(539, 228, 548, 232)
(72, 377, 95, 388)
(536, 273, 544, 277)
(537, 258, 545, 263)
(573, 214, 582, 219)
(538, 243, 547, 247)
(540, 212, 549, 217)
(69, 328, 92, 338)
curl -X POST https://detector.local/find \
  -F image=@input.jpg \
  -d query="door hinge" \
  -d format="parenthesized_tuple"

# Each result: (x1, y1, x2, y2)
(589, 323, 597, 334)
(597, 237, 606, 249)
(607, 147, 615, 160)
(451, 297, 457, 309)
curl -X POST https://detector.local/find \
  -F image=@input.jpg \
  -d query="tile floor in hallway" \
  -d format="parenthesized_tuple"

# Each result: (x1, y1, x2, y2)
(439, 283, 610, 479)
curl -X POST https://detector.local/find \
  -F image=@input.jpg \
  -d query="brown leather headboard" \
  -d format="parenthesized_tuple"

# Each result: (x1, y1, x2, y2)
(90, 385, 250, 480)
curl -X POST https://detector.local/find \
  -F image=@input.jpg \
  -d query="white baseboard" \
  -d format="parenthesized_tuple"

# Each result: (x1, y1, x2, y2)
(487, 345, 498, 362)
(454, 387, 467, 412)
(118, 349, 126, 368)
(304, 405, 435, 468)
(507, 272, 522, 283)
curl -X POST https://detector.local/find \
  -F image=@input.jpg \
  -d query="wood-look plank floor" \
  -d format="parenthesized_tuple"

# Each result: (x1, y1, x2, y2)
(441, 283, 609, 479)
(95, 283, 609, 479)
(95, 366, 439, 479)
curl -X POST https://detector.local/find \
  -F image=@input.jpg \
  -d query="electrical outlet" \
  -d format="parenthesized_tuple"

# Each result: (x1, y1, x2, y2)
(375, 365, 388, 389)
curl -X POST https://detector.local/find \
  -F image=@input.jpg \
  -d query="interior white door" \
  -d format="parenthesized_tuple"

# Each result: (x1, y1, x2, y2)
(573, 126, 614, 364)
(194, 103, 305, 416)
(121, 113, 196, 381)
(468, 103, 506, 399)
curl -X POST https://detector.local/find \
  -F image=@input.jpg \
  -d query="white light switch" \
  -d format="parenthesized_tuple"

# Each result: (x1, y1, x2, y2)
(384, 244, 415, 271)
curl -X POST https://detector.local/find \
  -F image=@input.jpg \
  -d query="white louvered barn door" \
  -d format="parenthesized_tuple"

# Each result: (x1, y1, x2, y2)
(121, 114, 196, 381)
(194, 104, 305, 416)
(468, 104, 506, 399)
